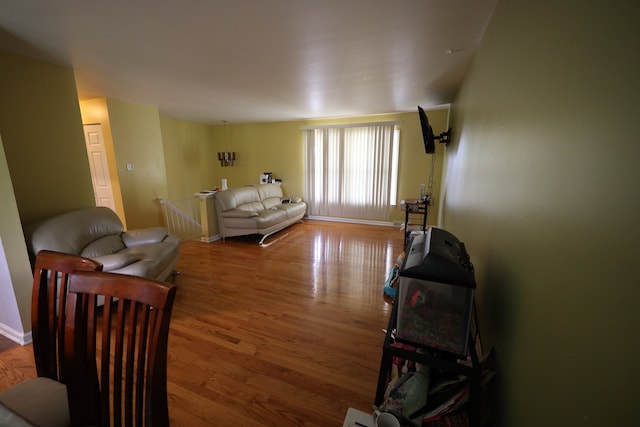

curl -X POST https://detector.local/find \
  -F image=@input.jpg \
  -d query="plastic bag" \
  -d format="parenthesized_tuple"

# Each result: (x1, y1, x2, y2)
(379, 370, 429, 426)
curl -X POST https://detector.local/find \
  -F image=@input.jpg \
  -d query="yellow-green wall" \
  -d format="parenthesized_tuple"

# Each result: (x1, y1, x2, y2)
(0, 50, 95, 339)
(81, 102, 441, 237)
(0, 135, 33, 337)
(0, 50, 95, 226)
(445, 0, 640, 425)
(4, 5, 639, 423)
(0, 47, 448, 341)
(208, 110, 449, 225)
(208, 121, 307, 198)
(160, 116, 216, 200)
(80, 100, 217, 230)
(157, 112, 447, 237)
(106, 99, 168, 229)
(0, 26, 445, 236)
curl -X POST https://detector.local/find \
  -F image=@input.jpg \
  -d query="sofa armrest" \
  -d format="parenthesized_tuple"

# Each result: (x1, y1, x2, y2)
(91, 253, 140, 271)
(122, 227, 168, 246)
(280, 197, 303, 204)
(222, 210, 259, 218)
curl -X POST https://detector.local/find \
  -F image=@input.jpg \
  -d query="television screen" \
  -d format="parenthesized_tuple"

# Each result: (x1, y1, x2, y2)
(418, 106, 436, 154)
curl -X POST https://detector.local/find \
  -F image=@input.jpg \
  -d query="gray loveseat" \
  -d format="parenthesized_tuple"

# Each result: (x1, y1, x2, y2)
(214, 184, 306, 244)
(26, 207, 180, 281)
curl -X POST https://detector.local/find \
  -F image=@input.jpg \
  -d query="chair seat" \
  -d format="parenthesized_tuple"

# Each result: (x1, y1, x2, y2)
(0, 377, 70, 427)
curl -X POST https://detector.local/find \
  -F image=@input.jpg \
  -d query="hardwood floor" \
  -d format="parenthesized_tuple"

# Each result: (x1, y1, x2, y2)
(0, 335, 18, 353)
(0, 220, 404, 426)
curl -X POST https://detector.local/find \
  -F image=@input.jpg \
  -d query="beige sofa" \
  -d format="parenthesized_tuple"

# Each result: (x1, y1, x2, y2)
(26, 207, 180, 281)
(214, 184, 306, 244)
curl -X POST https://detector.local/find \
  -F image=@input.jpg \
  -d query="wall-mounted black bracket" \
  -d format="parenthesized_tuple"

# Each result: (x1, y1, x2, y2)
(435, 128, 452, 145)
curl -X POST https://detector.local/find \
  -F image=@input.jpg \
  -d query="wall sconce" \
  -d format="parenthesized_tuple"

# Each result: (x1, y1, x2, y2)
(218, 121, 236, 167)
(217, 151, 236, 167)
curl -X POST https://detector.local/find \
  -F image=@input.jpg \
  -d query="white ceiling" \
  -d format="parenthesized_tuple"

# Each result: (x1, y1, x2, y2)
(0, 0, 496, 124)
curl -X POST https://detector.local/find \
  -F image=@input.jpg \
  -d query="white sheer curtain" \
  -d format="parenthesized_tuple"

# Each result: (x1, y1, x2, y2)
(304, 122, 399, 221)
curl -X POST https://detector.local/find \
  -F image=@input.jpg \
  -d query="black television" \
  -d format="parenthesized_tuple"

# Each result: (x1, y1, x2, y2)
(418, 106, 436, 154)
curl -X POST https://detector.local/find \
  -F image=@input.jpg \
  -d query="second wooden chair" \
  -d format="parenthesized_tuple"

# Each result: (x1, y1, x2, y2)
(63, 270, 177, 427)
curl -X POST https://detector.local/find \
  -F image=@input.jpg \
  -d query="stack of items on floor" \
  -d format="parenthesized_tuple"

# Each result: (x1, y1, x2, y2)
(377, 341, 495, 427)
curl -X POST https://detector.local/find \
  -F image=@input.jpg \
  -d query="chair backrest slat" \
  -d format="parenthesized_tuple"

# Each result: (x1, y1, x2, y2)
(63, 270, 176, 427)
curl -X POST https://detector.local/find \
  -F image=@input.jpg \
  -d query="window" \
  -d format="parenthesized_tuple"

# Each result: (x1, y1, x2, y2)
(304, 122, 400, 221)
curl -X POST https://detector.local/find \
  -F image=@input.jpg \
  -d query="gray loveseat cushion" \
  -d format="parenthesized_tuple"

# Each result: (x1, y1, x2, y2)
(81, 234, 126, 257)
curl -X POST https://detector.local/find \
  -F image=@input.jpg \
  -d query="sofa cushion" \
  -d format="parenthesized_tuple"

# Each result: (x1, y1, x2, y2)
(214, 186, 260, 211)
(255, 208, 288, 228)
(256, 183, 284, 200)
(276, 202, 307, 219)
(262, 196, 282, 209)
(0, 377, 69, 427)
(222, 209, 259, 218)
(237, 201, 264, 212)
(80, 234, 126, 257)
(221, 216, 260, 230)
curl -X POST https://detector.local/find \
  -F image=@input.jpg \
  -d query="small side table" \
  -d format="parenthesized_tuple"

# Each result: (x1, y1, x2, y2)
(401, 199, 428, 248)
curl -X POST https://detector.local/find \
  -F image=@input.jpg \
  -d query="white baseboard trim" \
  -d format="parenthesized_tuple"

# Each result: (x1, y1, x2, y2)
(0, 322, 32, 346)
(200, 234, 222, 243)
(306, 215, 396, 227)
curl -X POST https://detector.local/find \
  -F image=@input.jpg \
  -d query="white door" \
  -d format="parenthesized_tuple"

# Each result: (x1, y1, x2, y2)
(83, 124, 116, 211)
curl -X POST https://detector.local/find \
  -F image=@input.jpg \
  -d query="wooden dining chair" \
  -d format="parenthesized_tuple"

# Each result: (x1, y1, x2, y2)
(31, 250, 103, 380)
(0, 250, 102, 427)
(63, 270, 177, 427)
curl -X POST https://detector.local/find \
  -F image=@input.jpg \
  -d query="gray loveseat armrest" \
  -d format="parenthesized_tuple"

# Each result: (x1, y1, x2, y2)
(91, 253, 140, 270)
(121, 227, 169, 246)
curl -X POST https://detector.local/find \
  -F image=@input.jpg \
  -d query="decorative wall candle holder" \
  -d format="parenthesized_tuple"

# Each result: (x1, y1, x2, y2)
(217, 151, 236, 167)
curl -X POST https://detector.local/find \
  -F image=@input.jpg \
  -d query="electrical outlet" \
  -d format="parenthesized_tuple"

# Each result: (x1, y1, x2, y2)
(126, 163, 135, 171)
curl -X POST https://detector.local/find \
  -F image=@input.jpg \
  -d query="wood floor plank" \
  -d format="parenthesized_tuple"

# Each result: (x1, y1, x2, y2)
(0, 219, 404, 426)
